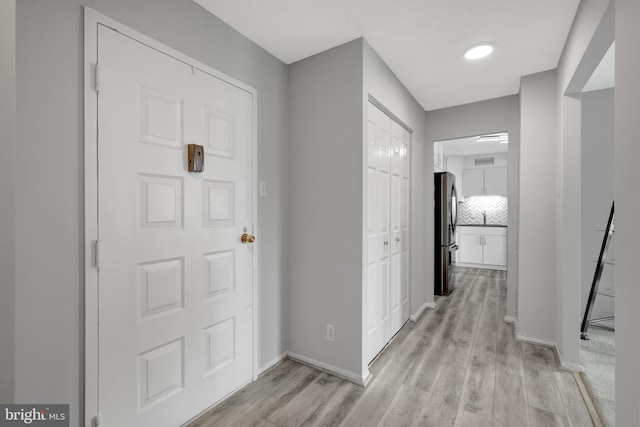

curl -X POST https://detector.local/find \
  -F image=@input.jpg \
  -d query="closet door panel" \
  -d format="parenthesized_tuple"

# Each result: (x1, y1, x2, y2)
(366, 103, 410, 362)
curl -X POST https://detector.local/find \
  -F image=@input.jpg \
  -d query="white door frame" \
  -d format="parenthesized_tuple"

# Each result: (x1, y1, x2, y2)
(83, 8, 259, 426)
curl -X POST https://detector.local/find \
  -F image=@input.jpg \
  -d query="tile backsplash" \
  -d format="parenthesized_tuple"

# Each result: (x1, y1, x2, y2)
(458, 196, 508, 225)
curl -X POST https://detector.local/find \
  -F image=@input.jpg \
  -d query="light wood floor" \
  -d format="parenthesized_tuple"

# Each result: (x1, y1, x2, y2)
(188, 267, 594, 427)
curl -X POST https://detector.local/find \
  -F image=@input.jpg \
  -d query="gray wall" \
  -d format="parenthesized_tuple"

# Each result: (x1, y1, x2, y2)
(580, 88, 614, 325)
(518, 70, 558, 342)
(16, 1, 289, 424)
(0, 0, 16, 404)
(615, 0, 640, 423)
(362, 40, 428, 372)
(363, 41, 428, 322)
(555, 0, 612, 369)
(425, 95, 520, 319)
(287, 39, 427, 381)
(288, 39, 365, 379)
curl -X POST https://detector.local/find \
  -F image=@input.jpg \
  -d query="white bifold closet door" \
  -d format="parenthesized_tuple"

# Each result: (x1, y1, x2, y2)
(366, 102, 410, 363)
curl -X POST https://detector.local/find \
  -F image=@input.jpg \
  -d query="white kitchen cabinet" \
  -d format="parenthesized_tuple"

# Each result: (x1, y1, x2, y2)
(462, 169, 484, 197)
(457, 226, 507, 269)
(484, 167, 508, 196)
(483, 235, 507, 266)
(459, 233, 484, 264)
(462, 166, 507, 197)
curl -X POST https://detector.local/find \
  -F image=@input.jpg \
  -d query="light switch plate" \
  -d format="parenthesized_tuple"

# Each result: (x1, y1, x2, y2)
(259, 181, 267, 198)
(326, 324, 335, 342)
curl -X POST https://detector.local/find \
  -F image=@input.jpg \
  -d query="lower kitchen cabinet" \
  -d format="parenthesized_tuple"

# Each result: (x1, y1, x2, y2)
(457, 226, 507, 269)
(460, 234, 484, 264)
(483, 235, 507, 266)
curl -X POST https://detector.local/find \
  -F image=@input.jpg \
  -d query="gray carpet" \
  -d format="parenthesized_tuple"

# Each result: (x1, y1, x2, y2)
(581, 325, 615, 427)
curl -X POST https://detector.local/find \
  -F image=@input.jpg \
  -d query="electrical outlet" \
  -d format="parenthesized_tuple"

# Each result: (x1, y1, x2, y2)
(259, 181, 267, 198)
(326, 324, 335, 342)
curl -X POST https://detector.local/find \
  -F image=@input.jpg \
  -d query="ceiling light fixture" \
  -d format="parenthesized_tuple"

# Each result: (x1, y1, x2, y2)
(464, 43, 494, 60)
(476, 133, 508, 143)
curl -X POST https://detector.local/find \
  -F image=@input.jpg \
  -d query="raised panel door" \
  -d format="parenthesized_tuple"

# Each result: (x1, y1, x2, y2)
(377, 111, 391, 351)
(400, 128, 410, 320)
(366, 103, 381, 361)
(366, 103, 391, 361)
(98, 26, 253, 427)
(389, 122, 403, 334)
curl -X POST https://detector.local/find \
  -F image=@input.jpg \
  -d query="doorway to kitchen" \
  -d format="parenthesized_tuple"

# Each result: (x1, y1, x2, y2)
(433, 133, 509, 298)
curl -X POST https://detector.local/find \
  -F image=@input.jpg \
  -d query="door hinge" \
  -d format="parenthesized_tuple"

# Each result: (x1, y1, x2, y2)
(93, 414, 101, 427)
(94, 63, 102, 93)
(94, 240, 102, 270)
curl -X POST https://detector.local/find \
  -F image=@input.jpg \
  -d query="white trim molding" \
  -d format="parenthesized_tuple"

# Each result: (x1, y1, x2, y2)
(410, 301, 436, 322)
(555, 344, 584, 373)
(512, 321, 583, 371)
(515, 333, 557, 348)
(256, 353, 288, 378)
(286, 352, 370, 387)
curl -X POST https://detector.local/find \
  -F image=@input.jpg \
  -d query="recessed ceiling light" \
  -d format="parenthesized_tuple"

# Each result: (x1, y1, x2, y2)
(464, 43, 494, 60)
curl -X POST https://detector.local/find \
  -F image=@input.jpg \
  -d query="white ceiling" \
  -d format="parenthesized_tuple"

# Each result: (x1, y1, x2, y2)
(193, 0, 581, 111)
(440, 134, 509, 157)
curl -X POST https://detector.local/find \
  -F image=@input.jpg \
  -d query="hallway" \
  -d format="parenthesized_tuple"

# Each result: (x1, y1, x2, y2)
(189, 267, 594, 426)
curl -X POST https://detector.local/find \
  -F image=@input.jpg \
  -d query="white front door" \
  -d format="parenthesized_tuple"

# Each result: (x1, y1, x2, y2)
(97, 25, 254, 427)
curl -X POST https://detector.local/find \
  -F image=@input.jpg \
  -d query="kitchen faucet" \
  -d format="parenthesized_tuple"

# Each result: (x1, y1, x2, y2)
(483, 211, 486, 225)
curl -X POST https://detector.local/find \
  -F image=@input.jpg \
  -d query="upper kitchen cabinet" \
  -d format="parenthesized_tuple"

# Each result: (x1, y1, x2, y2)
(484, 167, 508, 195)
(463, 165, 507, 197)
(462, 168, 483, 196)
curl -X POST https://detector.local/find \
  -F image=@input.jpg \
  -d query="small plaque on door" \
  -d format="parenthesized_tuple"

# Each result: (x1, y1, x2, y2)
(188, 144, 204, 172)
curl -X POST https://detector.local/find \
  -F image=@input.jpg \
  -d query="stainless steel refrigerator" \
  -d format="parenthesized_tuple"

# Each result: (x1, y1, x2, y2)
(434, 172, 458, 295)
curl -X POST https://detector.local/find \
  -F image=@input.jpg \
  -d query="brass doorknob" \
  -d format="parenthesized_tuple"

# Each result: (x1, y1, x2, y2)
(241, 233, 256, 244)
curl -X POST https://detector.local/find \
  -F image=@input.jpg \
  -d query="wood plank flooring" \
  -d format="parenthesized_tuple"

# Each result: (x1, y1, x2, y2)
(187, 267, 594, 427)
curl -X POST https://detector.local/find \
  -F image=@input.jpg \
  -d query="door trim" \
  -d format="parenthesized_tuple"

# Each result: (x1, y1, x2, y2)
(83, 8, 259, 426)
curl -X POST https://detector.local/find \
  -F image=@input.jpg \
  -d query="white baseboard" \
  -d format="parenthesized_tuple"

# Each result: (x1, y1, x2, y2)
(503, 315, 516, 324)
(455, 262, 507, 271)
(515, 332, 584, 372)
(410, 301, 435, 322)
(286, 351, 368, 386)
(515, 333, 557, 348)
(256, 352, 288, 378)
(558, 359, 584, 373)
(554, 344, 584, 373)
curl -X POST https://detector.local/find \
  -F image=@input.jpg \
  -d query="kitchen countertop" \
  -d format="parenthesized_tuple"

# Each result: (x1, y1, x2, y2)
(458, 224, 507, 228)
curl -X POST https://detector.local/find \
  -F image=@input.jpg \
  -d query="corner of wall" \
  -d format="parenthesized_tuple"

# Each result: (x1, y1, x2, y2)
(287, 39, 366, 378)
(518, 71, 558, 344)
(615, 0, 640, 424)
